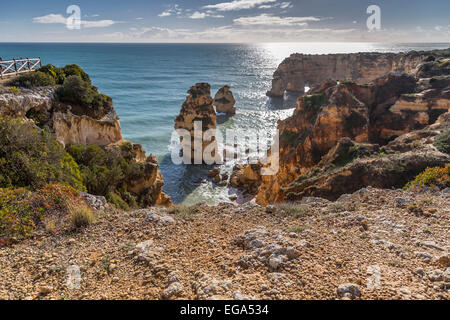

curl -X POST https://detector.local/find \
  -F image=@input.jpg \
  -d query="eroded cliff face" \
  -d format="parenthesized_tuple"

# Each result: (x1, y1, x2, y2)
(109, 142, 171, 206)
(0, 87, 122, 147)
(174, 83, 218, 163)
(0, 86, 170, 207)
(239, 52, 450, 205)
(284, 114, 450, 201)
(266, 51, 426, 97)
(214, 85, 236, 115)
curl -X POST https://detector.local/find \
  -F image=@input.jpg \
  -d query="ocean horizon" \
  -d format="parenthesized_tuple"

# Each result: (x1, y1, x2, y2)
(1, 42, 449, 205)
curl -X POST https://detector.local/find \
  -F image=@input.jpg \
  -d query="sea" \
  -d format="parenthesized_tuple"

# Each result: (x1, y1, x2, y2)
(1, 42, 449, 205)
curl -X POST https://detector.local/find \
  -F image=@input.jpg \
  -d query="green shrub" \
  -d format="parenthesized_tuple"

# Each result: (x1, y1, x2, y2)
(434, 130, 450, 154)
(66, 143, 146, 209)
(0, 118, 85, 191)
(62, 64, 91, 84)
(38, 64, 66, 84)
(56, 75, 112, 118)
(7, 71, 56, 88)
(8, 86, 21, 95)
(405, 164, 450, 189)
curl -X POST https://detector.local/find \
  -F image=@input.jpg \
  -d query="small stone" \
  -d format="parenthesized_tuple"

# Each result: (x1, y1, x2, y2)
(415, 268, 425, 277)
(159, 215, 175, 224)
(399, 287, 411, 295)
(286, 247, 300, 260)
(428, 269, 443, 282)
(268, 255, 284, 271)
(437, 253, 450, 267)
(337, 283, 361, 299)
(162, 282, 183, 299)
(419, 240, 444, 251)
(229, 194, 238, 201)
(393, 197, 413, 208)
(266, 205, 275, 213)
(232, 291, 250, 300)
(39, 286, 52, 295)
(248, 239, 265, 249)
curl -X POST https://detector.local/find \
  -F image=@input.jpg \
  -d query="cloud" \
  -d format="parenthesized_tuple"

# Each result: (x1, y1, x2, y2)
(204, 0, 276, 12)
(158, 11, 172, 17)
(234, 14, 321, 26)
(33, 14, 115, 28)
(279, 2, 292, 9)
(136, 17, 144, 20)
(190, 11, 207, 19)
(189, 11, 225, 19)
(33, 14, 66, 24)
(158, 4, 182, 17)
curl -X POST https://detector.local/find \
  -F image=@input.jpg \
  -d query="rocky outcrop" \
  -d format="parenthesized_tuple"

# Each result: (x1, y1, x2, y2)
(214, 85, 236, 115)
(116, 143, 171, 206)
(174, 83, 218, 163)
(237, 52, 450, 205)
(0, 85, 170, 207)
(266, 50, 440, 97)
(0, 87, 122, 147)
(284, 118, 450, 201)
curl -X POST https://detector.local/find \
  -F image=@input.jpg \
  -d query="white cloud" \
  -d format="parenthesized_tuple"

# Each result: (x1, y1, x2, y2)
(234, 14, 321, 26)
(158, 4, 182, 17)
(279, 2, 292, 9)
(190, 11, 207, 19)
(136, 17, 144, 20)
(158, 11, 172, 17)
(204, 0, 276, 12)
(33, 14, 66, 24)
(82, 20, 115, 28)
(33, 14, 115, 28)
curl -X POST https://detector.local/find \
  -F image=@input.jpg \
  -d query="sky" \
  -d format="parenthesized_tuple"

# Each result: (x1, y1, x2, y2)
(0, 0, 449, 42)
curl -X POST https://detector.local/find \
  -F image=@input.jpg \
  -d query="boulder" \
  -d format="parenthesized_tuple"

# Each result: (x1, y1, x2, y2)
(214, 85, 236, 115)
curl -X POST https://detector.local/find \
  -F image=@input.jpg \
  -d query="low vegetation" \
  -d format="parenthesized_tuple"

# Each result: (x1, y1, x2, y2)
(405, 164, 450, 189)
(434, 130, 450, 154)
(275, 203, 310, 218)
(6, 64, 112, 118)
(66, 143, 147, 209)
(0, 117, 85, 191)
(0, 184, 89, 239)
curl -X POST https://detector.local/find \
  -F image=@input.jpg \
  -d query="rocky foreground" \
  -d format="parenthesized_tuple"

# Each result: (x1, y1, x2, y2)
(0, 186, 448, 300)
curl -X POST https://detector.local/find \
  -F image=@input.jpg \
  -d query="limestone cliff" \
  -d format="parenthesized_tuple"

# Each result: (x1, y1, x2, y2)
(174, 83, 218, 163)
(266, 51, 434, 97)
(0, 85, 170, 207)
(0, 87, 122, 147)
(284, 114, 450, 201)
(236, 52, 450, 205)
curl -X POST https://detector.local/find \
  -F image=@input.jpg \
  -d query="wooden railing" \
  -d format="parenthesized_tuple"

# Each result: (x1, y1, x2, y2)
(0, 58, 42, 78)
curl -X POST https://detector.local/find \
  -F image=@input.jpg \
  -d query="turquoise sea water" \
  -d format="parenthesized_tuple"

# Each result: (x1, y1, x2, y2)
(1, 42, 449, 204)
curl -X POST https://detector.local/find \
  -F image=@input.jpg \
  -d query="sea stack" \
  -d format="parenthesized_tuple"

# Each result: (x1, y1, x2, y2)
(174, 83, 219, 163)
(214, 85, 236, 115)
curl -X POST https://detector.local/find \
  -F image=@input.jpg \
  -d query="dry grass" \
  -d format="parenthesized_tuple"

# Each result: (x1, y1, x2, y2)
(70, 203, 96, 229)
(276, 203, 310, 218)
